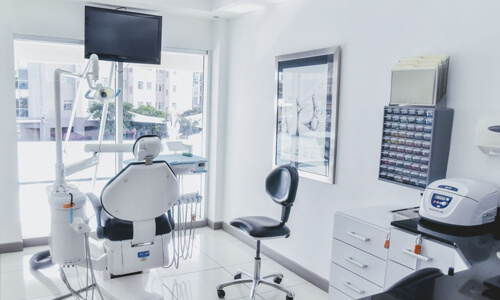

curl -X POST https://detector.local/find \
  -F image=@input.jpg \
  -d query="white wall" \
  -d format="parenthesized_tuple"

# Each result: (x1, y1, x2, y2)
(12, 0, 213, 51)
(221, 0, 500, 279)
(0, 0, 22, 246)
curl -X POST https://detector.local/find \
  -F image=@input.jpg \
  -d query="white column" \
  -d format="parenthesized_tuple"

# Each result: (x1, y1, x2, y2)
(0, 0, 22, 250)
(206, 19, 229, 228)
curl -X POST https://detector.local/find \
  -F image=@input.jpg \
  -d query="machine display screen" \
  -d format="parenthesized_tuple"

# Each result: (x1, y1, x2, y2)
(431, 193, 453, 209)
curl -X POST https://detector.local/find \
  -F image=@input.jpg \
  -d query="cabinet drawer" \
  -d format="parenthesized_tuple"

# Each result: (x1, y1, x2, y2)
(329, 286, 353, 300)
(332, 239, 387, 287)
(384, 261, 414, 289)
(333, 213, 389, 260)
(388, 228, 455, 273)
(330, 263, 383, 299)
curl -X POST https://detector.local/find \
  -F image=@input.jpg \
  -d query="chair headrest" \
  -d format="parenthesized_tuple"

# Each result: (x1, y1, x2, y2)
(133, 135, 162, 161)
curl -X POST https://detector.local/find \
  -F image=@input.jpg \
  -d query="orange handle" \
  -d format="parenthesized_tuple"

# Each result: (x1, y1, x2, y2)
(63, 203, 75, 209)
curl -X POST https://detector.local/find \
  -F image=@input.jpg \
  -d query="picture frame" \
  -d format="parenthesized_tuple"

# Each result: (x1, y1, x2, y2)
(273, 47, 340, 184)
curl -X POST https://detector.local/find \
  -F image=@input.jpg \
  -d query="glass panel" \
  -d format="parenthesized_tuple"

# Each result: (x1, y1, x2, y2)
(14, 40, 117, 238)
(15, 40, 208, 238)
(119, 52, 207, 220)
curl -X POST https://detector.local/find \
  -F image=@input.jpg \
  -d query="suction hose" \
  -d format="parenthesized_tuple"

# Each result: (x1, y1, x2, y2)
(29, 250, 54, 270)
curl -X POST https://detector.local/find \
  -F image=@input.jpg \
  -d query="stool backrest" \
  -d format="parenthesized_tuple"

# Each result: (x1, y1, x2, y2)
(265, 165, 299, 223)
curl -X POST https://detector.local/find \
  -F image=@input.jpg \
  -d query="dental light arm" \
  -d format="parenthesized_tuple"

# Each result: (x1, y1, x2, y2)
(54, 54, 101, 186)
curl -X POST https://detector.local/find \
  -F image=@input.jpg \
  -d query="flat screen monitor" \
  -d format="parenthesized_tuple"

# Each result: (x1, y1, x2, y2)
(85, 6, 162, 64)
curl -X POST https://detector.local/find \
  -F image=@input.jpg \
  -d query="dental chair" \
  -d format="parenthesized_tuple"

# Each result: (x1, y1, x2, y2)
(86, 135, 179, 298)
(216, 165, 299, 300)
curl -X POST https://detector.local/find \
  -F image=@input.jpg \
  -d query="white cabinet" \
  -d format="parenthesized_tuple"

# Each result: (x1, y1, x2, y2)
(330, 263, 383, 299)
(329, 206, 396, 299)
(384, 260, 413, 289)
(329, 286, 353, 300)
(333, 213, 389, 260)
(384, 227, 469, 289)
(329, 207, 470, 299)
(332, 239, 387, 287)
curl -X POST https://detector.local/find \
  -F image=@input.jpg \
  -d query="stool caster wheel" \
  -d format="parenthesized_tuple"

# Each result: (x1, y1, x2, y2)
(234, 273, 242, 280)
(273, 277, 282, 284)
(286, 296, 293, 300)
(217, 289, 225, 298)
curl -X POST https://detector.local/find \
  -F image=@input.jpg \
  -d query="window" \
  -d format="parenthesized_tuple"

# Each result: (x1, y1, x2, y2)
(147, 82, 152, 90)
(16, 98, 29, 117)
(102, 77, 109, 87)
(14, 40, 118, 238)
(14, 40, 209, 239)
(173, 85, 177, 93)
(146, 102, 152, 107)
(63, 100, 73, 111)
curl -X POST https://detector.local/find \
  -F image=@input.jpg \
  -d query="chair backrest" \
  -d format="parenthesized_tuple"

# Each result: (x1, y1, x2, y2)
(101, 161, 179, 222)
(101, 136, 178, 222)
(266, 165, 299, 223)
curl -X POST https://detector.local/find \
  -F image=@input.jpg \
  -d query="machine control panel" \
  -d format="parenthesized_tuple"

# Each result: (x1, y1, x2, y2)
(430, 193, 453, 209)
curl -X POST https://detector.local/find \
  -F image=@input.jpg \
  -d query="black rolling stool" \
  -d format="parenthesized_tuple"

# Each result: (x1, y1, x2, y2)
(216, 165, 299, 300)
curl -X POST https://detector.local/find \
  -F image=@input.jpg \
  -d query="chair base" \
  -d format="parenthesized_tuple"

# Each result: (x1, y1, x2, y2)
(216, 256, 295, 300)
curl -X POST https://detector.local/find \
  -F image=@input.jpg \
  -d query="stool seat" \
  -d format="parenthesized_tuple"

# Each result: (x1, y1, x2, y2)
(230, 216, 290, 239)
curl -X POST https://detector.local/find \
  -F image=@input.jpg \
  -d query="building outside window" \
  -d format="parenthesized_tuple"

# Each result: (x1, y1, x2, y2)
(138, 81, 144, 89)
(16, 98, 29, 117)
(63, 100, 73, 111)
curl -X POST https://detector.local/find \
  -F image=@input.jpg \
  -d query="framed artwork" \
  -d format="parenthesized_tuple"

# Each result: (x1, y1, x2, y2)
(273, 47, 340, 184)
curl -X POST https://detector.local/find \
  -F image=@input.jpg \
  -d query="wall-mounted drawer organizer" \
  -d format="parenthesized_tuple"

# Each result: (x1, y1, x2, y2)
(379, 106, 453, 189)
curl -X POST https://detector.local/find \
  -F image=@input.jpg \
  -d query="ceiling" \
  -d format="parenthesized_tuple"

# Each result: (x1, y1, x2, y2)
(77, 0, 286, 19)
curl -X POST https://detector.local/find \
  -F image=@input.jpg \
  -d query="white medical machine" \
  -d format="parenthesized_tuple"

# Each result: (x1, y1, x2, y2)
(31, 55, 200, 300)
(419, 178, 500, 227)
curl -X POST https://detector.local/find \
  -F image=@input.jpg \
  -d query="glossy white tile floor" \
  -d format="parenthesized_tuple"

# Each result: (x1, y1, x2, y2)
(0, 228, 328, 300)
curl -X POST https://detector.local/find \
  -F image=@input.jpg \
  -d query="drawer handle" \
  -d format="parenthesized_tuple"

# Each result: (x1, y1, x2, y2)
(345, 257, 367, 269)
(402, 249, 432, 262)
(343, 281, 365, 294)
(347, 231, 370, 242)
